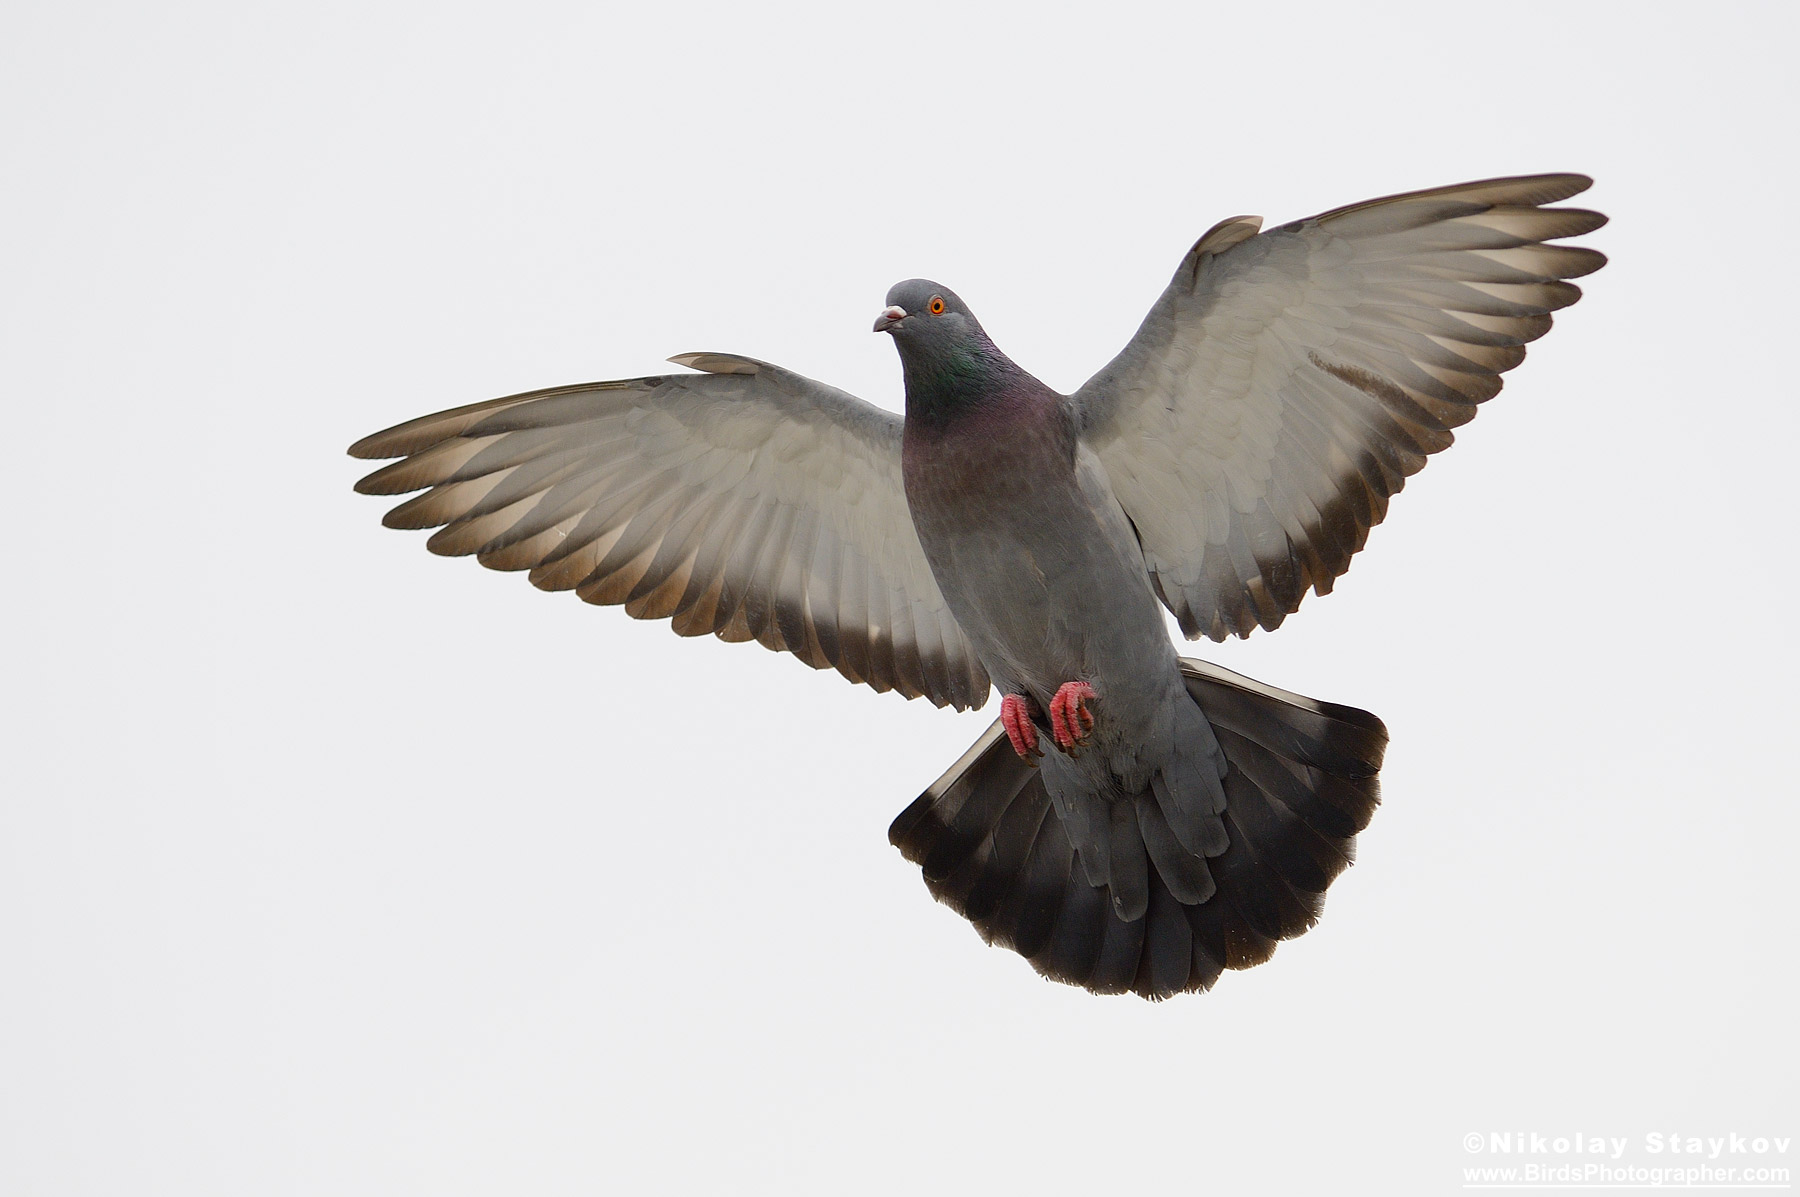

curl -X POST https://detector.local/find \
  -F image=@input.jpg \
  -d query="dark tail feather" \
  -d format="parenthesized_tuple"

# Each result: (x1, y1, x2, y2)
(888, 658, 1387, 1000)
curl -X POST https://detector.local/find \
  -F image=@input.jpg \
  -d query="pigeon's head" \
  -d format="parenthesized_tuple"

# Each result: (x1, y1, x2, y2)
(876, 279, 1025, 418)
(873, 280, 986, 350)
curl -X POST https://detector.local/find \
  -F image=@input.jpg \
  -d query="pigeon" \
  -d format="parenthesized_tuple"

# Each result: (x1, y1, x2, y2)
(349, 173, 1606, 999)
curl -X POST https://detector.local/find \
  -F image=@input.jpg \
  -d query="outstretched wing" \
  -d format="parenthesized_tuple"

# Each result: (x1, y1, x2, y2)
(1074, 173, 1607, 641)
(349, 353, 992, 710)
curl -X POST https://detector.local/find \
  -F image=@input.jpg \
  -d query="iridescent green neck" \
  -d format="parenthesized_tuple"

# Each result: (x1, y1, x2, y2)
(901, 339, 1024, 429)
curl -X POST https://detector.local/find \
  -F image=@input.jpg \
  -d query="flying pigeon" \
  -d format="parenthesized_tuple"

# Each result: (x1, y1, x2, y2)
(349, 173, 1606, 999)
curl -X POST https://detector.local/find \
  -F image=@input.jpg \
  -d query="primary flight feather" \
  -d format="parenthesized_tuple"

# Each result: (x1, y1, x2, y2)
(350, 173, 1606, 998)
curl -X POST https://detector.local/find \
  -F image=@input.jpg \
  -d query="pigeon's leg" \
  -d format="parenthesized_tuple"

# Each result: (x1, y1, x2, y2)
(999, 693, 1043, 763)
(1049, 681, 1098, 754)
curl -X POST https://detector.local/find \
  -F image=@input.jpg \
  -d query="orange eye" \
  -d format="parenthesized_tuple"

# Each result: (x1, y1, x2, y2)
(928, 296, 945, 315)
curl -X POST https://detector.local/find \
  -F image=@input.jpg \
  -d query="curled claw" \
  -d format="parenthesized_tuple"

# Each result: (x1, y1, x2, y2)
(1049, 681, 1098, 753)
(1000, 693, 1042, 763)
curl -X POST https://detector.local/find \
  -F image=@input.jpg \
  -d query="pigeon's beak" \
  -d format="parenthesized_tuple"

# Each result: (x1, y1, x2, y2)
(873, 305, 907, 333)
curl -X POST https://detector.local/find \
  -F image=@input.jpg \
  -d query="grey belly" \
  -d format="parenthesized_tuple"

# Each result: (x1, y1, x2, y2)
(919, 453, 1179, 720)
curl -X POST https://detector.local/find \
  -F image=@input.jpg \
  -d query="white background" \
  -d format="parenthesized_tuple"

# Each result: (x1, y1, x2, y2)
(4, 1, 1795, 1192)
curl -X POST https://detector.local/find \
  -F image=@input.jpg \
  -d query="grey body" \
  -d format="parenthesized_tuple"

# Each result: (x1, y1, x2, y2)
(905, 402, 1227, 919)
(887, 278, 1230, 920)
(350, 174, 1606, 998)
(902, 388, 1179, 778)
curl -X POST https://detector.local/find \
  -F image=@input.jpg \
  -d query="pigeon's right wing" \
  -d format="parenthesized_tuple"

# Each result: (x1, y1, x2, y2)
(1073, 173, 1606, 641)
(349, 353, 992, 711)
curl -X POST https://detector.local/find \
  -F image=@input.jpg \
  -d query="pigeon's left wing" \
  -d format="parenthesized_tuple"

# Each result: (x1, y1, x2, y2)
(1073, 173, 1606, 641)
(349, 353, 991, 710)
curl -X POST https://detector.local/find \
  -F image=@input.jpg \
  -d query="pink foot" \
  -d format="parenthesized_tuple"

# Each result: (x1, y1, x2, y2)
(1049, 681, 1098, 752)
(1000, 693, 1042, 762)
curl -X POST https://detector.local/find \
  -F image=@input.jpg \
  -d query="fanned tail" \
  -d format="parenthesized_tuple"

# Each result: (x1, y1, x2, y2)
(888, 658, 1387, 999)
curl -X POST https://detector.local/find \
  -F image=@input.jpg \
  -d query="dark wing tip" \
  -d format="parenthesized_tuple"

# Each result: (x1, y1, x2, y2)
(1311, 171, 1600, 229)
(1559, 244, 1609, 278)
(347, 428, 400, 460)
(353, 467, 397, 495)
(346, 385, 609, 461)
(1523, 171, 1594, 200)
(346, 398, 507, 460)
(1469, 170, 1596, 203)
(1542, 207, 1609, 241)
